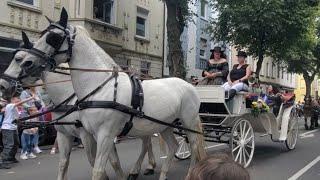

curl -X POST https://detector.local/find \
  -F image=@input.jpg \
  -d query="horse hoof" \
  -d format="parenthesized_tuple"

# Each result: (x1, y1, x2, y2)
(143, 169, 155, 175)
(127, 174, 139, 180)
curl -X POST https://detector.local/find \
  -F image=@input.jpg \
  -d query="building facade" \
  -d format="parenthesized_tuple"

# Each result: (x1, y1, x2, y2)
(0, 0, 165, 77)
(295, 74, 320, 102)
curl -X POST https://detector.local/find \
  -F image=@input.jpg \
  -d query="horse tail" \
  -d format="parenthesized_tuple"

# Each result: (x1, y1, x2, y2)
(194, 116, 207, 161)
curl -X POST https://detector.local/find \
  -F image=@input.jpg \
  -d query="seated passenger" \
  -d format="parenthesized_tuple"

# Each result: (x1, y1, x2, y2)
(199, 46, 229, 85)
(263, 85, 282, 116)
(223, 51, 251, 101)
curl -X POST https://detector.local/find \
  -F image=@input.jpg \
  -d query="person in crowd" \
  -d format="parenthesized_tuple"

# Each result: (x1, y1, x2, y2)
(222, 51, 251, 101)
(0, 102, 5, 154)
(0, 95, 34, 168)
(50, 139, 59, 155)
(20, 87, 45, 154)
(191, 76, 199, 86)
(185, 153, 250, 180)
(20, 106, 39, 160)
(199, 46, 229, 85)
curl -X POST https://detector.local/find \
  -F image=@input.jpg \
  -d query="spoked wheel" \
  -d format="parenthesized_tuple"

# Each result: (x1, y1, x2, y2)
(230, 119, 255, 168)
(174, 136, 191, 160)
(285, 110, 299, 150)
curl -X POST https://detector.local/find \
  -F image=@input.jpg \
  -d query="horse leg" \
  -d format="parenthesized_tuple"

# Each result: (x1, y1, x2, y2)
(144, 136, 156, 176)
(109, 143, 126, 179)
(92, 131, 120, 180)
(79, 130, 96, 167)
(158, 128, 178, 180)
(56, 131, 73, 180)
(128, 136, 150, 180)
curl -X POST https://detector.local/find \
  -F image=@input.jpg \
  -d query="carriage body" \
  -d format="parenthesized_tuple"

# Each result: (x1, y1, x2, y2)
(175, 85, 299, 167)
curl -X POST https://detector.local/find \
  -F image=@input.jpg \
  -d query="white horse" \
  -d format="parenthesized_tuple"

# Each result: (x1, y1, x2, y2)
(0, 35, 157, 179)
(16, 8, 206, 180)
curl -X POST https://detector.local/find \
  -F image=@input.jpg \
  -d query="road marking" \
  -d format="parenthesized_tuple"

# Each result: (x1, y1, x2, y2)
(205, 144, 226, 150)
(161, 144, 227, 159)
(288, 156, 320, 180)
(299, 129, 319, 139)
(300, 134, 314, 139)
(300, 129, 319, 137)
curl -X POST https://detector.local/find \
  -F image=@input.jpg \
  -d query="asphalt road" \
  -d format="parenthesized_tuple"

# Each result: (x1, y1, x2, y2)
(1, 120, 320, 180)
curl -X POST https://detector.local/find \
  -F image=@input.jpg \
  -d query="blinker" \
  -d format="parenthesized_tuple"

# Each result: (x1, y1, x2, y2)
(46, 32, 65, 50)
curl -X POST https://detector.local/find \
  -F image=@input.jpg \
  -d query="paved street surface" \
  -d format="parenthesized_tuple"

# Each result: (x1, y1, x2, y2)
(1, 120, 320, 180)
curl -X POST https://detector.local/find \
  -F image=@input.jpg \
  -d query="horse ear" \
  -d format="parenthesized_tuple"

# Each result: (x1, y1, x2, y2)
(59, 7, 68, 28)
(45, 15, 54, 24)
(21, 31, 33, 49)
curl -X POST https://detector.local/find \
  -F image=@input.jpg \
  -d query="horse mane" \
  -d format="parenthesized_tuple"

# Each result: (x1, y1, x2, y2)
(73, 25, 121, 70)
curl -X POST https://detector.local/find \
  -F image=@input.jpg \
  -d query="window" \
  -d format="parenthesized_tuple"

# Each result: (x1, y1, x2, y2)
(199, 58, 207, 70)
(277, 65, 280, 78)
(141, 61, 151, 75)
(199, 38, 207, 57)
(271, 64, 275, 78)
(93, 0, 114, 23)
(136, 17, 146, 37)
(281, 68, 284, 79)
(15, 0, 38, 6)
(266, 62, 269, 77)
(116, 59, 130, 71)
(200, 0, 207, 18)
(136, 7, 149, 37)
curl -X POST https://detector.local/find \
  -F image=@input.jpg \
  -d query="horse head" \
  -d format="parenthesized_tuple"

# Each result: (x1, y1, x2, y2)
(0, 32, 41, 99)
(20, 7, 75, 78)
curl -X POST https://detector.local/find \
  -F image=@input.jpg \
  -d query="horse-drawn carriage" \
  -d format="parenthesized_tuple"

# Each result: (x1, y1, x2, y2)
(175, 85, 299, 167)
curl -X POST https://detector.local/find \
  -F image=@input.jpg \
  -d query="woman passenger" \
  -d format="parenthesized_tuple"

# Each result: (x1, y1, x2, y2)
(223, 51, 251, 101)
(199, 47, 229, 85)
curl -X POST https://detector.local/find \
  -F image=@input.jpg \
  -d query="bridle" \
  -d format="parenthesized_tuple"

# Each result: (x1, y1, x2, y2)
(0, 23, 75, 96)
(20, 23, 76, 74)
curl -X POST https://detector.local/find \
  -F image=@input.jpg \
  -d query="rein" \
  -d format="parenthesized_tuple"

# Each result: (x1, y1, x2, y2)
(55, 66, 154, 80)
(23, 79, 71, 88)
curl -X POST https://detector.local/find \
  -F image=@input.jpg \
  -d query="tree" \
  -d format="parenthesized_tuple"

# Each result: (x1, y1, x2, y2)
(281, 19, 320, 98)
(209, 0, 319, 76)
(163, 0, 191, 78)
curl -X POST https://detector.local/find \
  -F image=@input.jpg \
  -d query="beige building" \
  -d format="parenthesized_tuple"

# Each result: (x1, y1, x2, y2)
(0, 0, 165, 77)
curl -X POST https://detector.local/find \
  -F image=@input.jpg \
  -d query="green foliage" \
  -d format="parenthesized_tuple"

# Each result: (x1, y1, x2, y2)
(209, 0, 319, 75)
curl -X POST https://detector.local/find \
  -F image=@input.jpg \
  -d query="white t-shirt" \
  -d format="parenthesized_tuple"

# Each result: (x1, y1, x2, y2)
(1, 104, 19, 130)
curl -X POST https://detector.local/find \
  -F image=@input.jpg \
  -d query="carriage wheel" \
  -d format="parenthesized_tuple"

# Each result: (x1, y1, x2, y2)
(174, 136, 191, 160)
(285, 111, 299, 150)
(230, 119, 255, 168)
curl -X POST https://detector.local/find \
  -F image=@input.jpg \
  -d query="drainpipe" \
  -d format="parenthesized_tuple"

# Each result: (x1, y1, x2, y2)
(161, 2, 166, 77)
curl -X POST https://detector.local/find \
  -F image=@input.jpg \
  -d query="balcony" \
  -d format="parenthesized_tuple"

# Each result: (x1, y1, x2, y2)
(69, 18, 123, 51)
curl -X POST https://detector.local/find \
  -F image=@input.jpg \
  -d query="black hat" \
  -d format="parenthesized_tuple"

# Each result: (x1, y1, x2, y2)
(210, 46, 224, 53)
(236, 51, 247, 58)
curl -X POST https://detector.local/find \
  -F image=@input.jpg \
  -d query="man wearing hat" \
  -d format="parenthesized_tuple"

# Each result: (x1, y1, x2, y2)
(222, 51, 252, 101)
(199, 46, 229, 85)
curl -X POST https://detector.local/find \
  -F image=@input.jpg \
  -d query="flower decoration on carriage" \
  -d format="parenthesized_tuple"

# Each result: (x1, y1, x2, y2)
(251, 98, 269, 116)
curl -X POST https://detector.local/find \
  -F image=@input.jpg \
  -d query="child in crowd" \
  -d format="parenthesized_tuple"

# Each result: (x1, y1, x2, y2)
(20, 106, 39, 160)
(185, 154, 250, 180)
(0, 95, 34, 168)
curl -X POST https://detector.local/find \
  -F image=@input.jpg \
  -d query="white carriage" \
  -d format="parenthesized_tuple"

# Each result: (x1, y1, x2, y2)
(175, 85, 299, 167)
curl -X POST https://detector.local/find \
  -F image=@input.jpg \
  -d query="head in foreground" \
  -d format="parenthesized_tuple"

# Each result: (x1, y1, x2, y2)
(185, 154, 250, 180)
